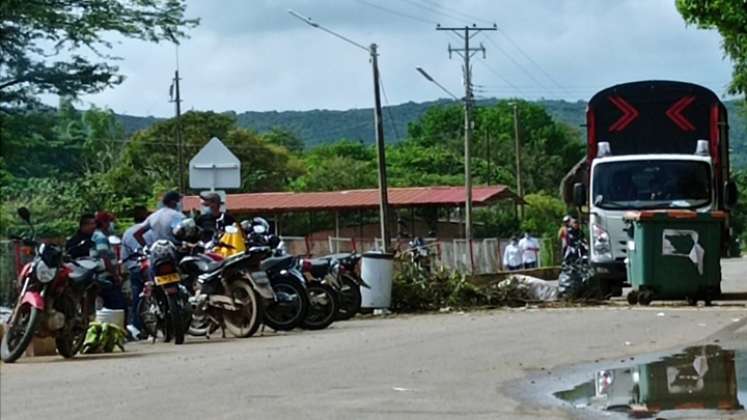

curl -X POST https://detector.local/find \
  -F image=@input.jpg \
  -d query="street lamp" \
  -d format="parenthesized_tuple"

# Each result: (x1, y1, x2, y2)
(289, 10, 391, 252)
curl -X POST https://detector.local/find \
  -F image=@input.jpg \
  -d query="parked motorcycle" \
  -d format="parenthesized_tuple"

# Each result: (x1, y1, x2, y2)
(242, 218, 309, 331)
(175, 219, 272, 339)
(300, 252, 368, 321)
(145, 239, 192, 344)
(1, 208, 101, 363)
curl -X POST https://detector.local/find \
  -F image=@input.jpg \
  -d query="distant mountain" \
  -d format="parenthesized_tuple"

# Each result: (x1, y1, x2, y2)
(116, 98, 746, 167)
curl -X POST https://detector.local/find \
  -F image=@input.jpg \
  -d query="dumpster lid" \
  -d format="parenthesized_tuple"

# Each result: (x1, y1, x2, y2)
(362, 251, 394, 260)
(623, 210, 727, 221)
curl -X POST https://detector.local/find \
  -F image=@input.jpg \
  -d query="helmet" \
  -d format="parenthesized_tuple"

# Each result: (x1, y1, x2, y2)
(149, 239, 176, 263)
(251, 217, 270, 235)
(172, 218, 198, 242)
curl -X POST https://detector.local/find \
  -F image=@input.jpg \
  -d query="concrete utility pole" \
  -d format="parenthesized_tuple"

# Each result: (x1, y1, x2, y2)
(289, 10, 391, 252)
(513, 103, 524, 218)
(436, 23, 496, 272)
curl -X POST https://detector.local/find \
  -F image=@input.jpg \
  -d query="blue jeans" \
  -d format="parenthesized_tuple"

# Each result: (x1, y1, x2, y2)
(127, 267, 144, 330)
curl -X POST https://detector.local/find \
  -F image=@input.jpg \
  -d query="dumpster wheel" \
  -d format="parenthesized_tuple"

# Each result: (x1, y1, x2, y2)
(638, 291, 653, 306)
(626, 290, 638, 305)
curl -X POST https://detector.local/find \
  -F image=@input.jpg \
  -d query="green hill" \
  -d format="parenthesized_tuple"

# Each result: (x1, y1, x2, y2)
(117, 98, 746, 167)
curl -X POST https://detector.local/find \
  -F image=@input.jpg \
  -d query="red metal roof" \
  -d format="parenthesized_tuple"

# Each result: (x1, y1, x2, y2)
(184, 185, 518, 214)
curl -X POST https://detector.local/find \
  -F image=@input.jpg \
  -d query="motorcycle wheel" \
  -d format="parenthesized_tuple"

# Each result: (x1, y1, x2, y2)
(166, 293, 185, 345)
(223, 276, 264, 338)
(137, 294, 165, 341)
(335, 274, 362, 321)
(301, 283, 337, 330)
(264, 277, 309, 331)
(56, 291, 88, 358)
(1, 303, 41, 363)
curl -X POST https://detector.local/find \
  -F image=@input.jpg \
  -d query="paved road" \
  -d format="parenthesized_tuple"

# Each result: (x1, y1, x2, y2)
(1, 259, 745, 420)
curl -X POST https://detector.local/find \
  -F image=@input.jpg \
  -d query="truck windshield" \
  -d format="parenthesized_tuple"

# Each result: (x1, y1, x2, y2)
(592, 160, 711, 210)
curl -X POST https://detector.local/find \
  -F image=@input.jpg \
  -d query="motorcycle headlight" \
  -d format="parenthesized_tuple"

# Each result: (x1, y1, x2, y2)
(35, 259, 57, 283)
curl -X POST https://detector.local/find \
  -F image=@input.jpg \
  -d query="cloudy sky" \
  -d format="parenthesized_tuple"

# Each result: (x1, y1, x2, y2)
(68, 0, 733, 117)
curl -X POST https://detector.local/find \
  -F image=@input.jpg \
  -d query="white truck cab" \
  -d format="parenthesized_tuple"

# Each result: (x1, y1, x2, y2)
(584, 142, 714, 283)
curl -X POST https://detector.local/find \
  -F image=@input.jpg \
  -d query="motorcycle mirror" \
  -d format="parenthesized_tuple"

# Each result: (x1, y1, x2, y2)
(17, 207, 31, 223)
(108, 235, 122, 246)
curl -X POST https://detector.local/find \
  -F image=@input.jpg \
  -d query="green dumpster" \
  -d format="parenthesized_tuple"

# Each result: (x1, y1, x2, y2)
(624, 210, 724, 306)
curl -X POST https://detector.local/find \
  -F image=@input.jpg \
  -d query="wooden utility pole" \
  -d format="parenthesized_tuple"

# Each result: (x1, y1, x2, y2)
(171, 69, 184, 194)
(436, 23, 496, 272)
(513, 103, 524, 218)
(370, 43, 391, 252)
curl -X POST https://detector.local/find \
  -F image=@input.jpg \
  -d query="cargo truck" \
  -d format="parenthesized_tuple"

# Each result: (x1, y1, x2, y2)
(562, 81, 738, 294)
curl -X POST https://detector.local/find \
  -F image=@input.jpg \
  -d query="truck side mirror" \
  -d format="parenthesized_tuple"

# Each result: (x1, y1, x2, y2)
(724, 181, 738, 209)
(572, 183, 586, 207)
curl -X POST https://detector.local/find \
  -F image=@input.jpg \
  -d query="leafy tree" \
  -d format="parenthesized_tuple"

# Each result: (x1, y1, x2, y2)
(291, 140, 377, 191)
(519, 193, 568, 239)
(124, 111, 303, 193)
(262, 128, 305, 154)
(676, 0, 747, 98)
(0, 0, 198, 110)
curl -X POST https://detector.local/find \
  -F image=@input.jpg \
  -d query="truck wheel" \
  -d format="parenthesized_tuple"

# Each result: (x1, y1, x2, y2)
(626, 291, 638, 305)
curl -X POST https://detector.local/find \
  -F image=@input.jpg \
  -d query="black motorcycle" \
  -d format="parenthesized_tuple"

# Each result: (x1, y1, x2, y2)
(243, 218, 310, 331)
(143, 240, 192, 344)
(300, 252, 368, 321)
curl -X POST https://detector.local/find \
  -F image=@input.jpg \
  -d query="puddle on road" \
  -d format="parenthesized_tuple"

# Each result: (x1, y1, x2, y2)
(554, 345, 746, 418)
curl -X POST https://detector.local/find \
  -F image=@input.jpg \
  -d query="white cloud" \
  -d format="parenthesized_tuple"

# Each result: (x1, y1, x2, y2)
(56, 0, 732, 117)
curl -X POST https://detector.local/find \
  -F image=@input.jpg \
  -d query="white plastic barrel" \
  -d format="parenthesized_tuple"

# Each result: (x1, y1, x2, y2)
(360, 252, 395, 308)
(96, 308, 125, 329)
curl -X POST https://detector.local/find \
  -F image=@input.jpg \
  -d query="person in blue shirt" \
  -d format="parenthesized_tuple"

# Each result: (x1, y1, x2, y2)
(93, 211, 126, 311)
(121, 206, 151, 337)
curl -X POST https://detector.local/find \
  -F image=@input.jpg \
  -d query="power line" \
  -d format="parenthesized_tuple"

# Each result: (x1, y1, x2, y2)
(498, 30, 570, 96)
(483, 35, 558, 96)
(378, 73, 401, 140)
(353, 0, 437, 25)
(416, 0, 495, 26)
(475, 60, 527, 97)
(399, 0, 470, 24)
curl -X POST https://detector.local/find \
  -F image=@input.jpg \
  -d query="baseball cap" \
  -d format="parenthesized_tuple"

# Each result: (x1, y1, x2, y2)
(200, 191, 223, 204)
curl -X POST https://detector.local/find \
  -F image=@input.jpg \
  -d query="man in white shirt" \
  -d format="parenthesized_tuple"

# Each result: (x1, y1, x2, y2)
(519, 232, 541, 269)
(121, 206, 152, 337)
(502, 238, 522, 271)
(134, 191, 185, 246)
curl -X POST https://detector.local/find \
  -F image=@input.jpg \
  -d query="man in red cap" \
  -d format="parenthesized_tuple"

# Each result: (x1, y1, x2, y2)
(93, 211, 126, 311)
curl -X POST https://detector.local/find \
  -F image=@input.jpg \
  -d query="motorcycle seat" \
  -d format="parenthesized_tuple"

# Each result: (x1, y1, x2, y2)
(196, 259, 224, 274)
(68, 266, 96, 286)
(260, 255, 295, 272)
(309, 258, 331, 278)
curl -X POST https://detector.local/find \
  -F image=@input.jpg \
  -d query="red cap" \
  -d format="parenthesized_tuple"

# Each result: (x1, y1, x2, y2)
(95, 211, 116, 224)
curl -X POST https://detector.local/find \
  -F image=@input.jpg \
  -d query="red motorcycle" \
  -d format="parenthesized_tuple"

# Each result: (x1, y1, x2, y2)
(1, 208, 101, 363)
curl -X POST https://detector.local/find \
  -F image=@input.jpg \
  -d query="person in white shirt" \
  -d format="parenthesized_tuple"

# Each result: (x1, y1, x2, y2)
(518, 232, 541, 269)
(502, 238, 523, 271)
(134, 191, 185, 246)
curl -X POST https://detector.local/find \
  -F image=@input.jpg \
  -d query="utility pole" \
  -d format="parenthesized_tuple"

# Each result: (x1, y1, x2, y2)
(513, 103, 524, 218)
(436, 23, 496, 272)
(171, 69, 184, 194)
(289, 10, 391, 252)
(370, 43, 391, 251)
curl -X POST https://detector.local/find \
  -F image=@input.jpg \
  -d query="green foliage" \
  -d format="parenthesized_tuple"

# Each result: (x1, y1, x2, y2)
(520, 193, 568, 239)
(290, 140, 377, 192)
(677, 0, 747, 98)
(731, 169, 747, 247)
(473, 206, 521, 239)
(0, 0, 198, 110)
(262, 127, 305, 154)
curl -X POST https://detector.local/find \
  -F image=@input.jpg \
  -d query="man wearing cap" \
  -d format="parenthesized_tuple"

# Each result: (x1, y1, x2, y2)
(134, 191, 186, 246)
(196, 191, 235, 242)
(93, 211, 126, 311)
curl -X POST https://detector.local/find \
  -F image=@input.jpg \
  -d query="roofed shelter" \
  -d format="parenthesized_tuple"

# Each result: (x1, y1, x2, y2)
(183, 185, 521, 240)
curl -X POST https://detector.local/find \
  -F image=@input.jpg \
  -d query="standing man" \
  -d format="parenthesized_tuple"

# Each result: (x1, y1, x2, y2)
(519, 232, 541, 269)
(502, 237, 523, 271)
(134, 191, 185, 246)
(121, 205, 151, 338)
(65, 214, 97, 258)
(92, 211, 127, 311)
(196, 191, 235, 242)
(558, 215, 572, 257)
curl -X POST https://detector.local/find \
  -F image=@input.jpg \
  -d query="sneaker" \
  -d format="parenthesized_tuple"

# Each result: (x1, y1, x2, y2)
(126, 324, 142, 341)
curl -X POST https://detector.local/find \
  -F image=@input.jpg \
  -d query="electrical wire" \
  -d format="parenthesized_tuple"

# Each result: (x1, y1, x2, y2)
(378, 73, 401, 140)
(483, 35, 559, 96)
(497, 30, 571, 96)
(353, 0, 438, 25)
